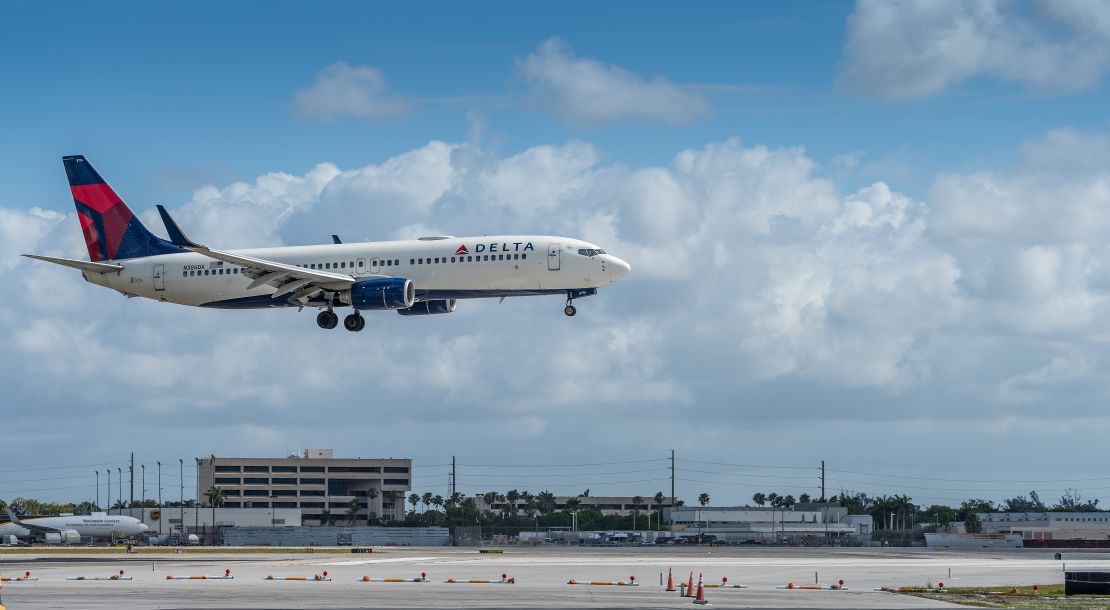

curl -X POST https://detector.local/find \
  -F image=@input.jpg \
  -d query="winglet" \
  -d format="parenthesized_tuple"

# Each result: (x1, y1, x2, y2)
(332, 234, 342, 244)
(156, 205, 202, 248)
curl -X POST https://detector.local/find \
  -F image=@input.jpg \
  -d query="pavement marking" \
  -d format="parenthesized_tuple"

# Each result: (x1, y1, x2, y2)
(320, 556, 446, 566)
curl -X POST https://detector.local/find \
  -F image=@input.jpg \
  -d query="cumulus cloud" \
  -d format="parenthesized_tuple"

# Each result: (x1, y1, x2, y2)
(517, 37, 711, 126)
(10, 128, 1110, 504)
(839, 0, 1110, 100)
(294, 61, 412, 120)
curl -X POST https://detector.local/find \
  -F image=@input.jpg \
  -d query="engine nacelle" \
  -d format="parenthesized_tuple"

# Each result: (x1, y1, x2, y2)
(347, 277, 415, 311)
(397, 299, 457, 316)
(44, 530, 81, 544)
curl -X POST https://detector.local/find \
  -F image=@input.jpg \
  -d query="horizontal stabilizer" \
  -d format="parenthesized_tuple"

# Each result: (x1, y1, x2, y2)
(23, 254, 123, 274)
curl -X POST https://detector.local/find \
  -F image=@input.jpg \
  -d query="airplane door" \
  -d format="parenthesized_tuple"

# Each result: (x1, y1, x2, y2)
(356, 258, 365, 275)
(547, 244, 561, 271)
(153, 264, 165, 291)
(370, 258, 380, 274)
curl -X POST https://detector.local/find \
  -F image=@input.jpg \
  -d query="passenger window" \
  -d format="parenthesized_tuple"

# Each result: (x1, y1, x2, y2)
(450, 257, 455, 263)
(182, 271, 187, 277)
(204, 270, 210, 275)
(434, 257, 439, 264)
(467, 256, 472, 262)
(410, 259, 415, 265)
(522, 253, 527, 259)
(340, 262, 346, 269)
(419, 259, 423, 264)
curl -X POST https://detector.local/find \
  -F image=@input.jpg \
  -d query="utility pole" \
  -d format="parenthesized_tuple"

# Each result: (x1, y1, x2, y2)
(141, 464, 146, 525)
(157, 461, 162, 536)
(130, 452, 135, 514)
(670, 449, 675, 508)
(451, 456, 456, 498)
(821, 460, 826, 501)
(106, 469, 111, 510)
(117, 467, 122, 513)
(95, 471, 100, 509)
(179, 458, 184, 541)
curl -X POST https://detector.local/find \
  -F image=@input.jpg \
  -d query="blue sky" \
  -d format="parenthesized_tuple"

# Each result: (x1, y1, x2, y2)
(4, 0, 1110, 509)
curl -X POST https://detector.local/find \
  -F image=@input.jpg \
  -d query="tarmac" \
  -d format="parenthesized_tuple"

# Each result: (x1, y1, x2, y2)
(1, 545, 1107, 608)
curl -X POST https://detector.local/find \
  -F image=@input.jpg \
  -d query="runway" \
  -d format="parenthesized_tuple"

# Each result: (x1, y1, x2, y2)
(1, 546, 1103, 608)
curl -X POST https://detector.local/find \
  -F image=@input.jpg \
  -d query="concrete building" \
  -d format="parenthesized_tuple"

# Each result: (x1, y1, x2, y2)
(663, 504, 872, 542)
(475, 495, 676, 517)
(196, 449, 411, 525)
(976, 512, 1110, 541)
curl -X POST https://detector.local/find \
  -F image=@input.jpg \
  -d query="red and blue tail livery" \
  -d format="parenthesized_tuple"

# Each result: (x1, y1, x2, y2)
(63, 155, 181, 261)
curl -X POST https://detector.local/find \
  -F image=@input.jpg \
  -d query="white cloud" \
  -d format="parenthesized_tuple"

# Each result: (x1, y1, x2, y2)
(11, 129, 1110, 504)
(516, 37, 711, 126)
(294, 61, 411, 120)
(839, 0, 1110, 100)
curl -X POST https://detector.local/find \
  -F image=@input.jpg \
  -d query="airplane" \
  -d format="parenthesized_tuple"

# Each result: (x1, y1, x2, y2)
(24, 156, 631, 329)
(1, 508, 148, 544)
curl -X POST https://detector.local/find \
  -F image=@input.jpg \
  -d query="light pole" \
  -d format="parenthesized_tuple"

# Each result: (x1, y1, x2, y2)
(141, 464, 146, 526)
(157, 461, 162, 536)
(117, 467, 122, 514)
(106, 469, 111, 510)
(95, 471, 100, 509)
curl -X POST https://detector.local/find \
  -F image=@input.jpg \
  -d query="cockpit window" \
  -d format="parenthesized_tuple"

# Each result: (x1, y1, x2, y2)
(577, 248, 605, 256)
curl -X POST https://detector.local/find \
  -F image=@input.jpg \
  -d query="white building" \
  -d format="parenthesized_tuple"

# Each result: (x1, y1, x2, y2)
(663, 504, 871, 542)
(110, 507, 302, 535)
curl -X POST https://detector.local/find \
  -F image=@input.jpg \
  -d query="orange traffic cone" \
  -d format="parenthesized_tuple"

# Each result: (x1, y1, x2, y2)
(666, 568, 676, 592)
(686, 572, 695, 597)
(693, 573, 707, 605)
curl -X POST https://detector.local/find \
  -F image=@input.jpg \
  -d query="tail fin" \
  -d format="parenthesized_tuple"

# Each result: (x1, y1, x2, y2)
(63, 155, 182, 261)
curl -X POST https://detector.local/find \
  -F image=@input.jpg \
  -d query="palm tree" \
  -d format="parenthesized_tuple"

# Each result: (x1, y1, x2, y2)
(753, 492, 767, 507)
(482, 491, 499, 513)
(320, 508, 332, 526)
(767, 492, 780, 507)
(799, 493, 811, 504)
(408, 493, 419, 515)
(366, 488, 379, 524)
(448, 491, 463, 509)
(698, 492, 710, 506)
(432, 495, 444, 512)
(581, 489, 590, 497)
(347, 498, 363, 526)
(422, 492, 433, 513)
(537, 491, 556, 514)
(565, 497, 581, 509)
(204, 486, 225, 528)
(783, 495, 796, 507)
(506, 490, 521, 516)
(632, 495, 644, 530)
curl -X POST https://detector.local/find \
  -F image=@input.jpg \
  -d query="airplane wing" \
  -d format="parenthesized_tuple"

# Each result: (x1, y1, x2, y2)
(4, 508, 60, 534)
(156, 205, 356, 303)
(21, 254, 123, 274)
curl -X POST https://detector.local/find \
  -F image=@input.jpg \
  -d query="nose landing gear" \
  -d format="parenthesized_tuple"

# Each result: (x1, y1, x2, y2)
(316, 309, 339, 329)
(343, 312, 365, 332)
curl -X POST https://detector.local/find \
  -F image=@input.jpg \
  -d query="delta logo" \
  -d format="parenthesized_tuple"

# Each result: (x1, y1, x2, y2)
(453, 242, 535, 255)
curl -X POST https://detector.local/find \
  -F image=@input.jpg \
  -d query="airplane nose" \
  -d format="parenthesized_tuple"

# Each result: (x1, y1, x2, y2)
(610, 256, 631, 281)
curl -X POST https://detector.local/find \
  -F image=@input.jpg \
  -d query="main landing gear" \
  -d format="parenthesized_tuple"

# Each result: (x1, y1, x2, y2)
(343, 312, 365, 332)
(316, 310, 338, 329)
(564, 298, 577, 317)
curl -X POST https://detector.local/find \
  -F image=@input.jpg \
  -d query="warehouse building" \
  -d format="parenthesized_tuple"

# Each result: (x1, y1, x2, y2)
(196, 449, 411, 525)
(663, 504, 872, 542)
(976, 512, 1110, 541)
(477, 495, 676, 517)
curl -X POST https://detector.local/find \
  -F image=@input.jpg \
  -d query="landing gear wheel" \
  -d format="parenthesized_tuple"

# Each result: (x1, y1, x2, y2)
(317, 310, 338, 329)
(564, 304, 577, 317)
(344, 313, 364, 332)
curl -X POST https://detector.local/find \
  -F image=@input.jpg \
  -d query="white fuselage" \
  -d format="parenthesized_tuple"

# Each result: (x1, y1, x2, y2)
(84, 235, 628, 309)
(0, 513, 148, 539)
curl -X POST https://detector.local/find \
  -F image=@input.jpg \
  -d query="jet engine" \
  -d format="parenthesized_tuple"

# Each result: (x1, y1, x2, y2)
(346, 278, 415, 311)
(397, 299, 457, 316)
(43, 530, 81, 544)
